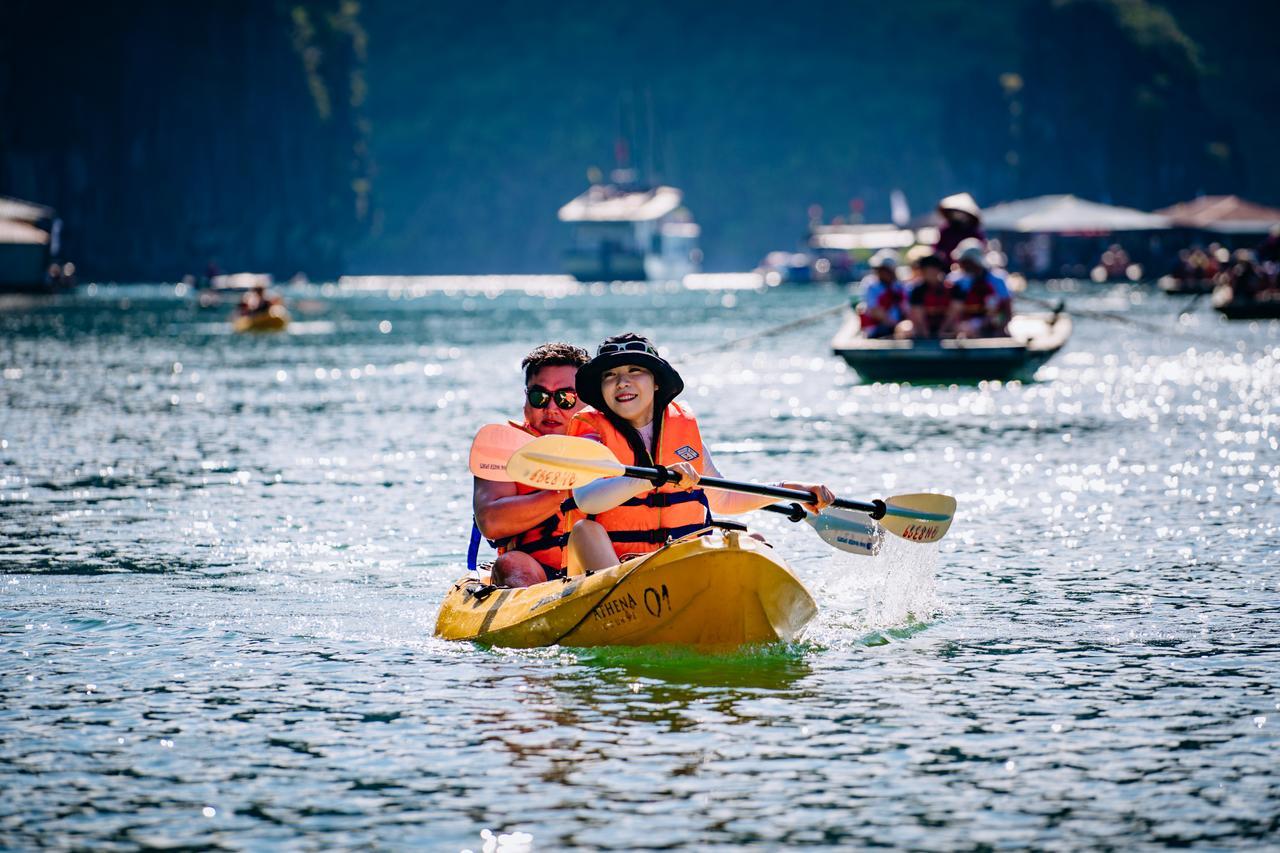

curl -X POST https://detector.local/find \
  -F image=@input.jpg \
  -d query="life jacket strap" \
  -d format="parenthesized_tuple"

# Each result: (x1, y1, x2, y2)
(606, 520, 712, 545)
(514, 531, 570, 554)
(490, 510, 562, 552)
(620, 488, 707, 509)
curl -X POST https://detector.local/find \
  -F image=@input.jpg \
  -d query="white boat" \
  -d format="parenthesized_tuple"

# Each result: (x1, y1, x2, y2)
(0, 196, 62, 293)
(558, 183, 701, 282)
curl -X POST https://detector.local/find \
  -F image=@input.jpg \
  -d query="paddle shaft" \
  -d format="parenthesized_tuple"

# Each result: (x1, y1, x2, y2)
(618, 463, 887, 519)
(760, 502, 808, 523)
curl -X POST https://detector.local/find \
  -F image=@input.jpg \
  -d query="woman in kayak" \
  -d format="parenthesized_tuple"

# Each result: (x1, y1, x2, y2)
(564, 333, 834, 574)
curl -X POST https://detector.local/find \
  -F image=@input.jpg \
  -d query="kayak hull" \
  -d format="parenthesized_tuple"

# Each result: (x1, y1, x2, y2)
(232, 306, 290, 333)
(433, 530, 817, 648)
(831, 312, 1071, 383)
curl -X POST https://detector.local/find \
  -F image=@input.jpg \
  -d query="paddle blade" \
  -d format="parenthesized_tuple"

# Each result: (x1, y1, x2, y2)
(805, 507, 881, 556)
(469, 423, 536, 481)
(506, 435, 625, 490)
(879, 493, 956, 543)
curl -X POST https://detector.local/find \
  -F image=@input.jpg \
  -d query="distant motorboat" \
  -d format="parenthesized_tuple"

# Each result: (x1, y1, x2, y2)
(1, 196, 68, 293)
(197, 273, 275, 308)
(831, 312, 1072, 383)
(558, 183, 700, 282)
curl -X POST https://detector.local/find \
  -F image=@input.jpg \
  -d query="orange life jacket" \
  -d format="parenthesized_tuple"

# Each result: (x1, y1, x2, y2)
(488, 421, 571, 574)
(567, 403, 712, 559)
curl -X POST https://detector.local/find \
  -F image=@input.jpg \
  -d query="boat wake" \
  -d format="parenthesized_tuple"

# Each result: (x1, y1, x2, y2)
(809, 534, 946, 647)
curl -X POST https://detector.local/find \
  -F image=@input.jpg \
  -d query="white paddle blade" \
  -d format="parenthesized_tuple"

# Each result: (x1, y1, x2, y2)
(879, 493, 956, 544)
(505, 435, 626, 490)
(805, 507, 881, 556)
(469, 423, 535, 481)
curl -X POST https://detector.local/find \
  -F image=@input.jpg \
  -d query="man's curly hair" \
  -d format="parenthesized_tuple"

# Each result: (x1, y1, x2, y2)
(521, 342, 590, 384)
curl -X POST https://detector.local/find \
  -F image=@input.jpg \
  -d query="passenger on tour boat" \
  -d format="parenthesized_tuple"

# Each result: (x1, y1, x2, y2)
(903, 254, 954, 340)
(472, 342, 590, 587)
(933, 192, 985, 265)
(1258, 226, 1280, 266)
(1224, 249, 1277, 303)
(564, 333, 834, 575)
(856, 250, 909, 339)
(948, 240, 1012, 338)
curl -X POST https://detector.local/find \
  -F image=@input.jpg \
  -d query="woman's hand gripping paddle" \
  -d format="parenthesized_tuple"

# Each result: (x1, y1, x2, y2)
(504, 434, 957, 544)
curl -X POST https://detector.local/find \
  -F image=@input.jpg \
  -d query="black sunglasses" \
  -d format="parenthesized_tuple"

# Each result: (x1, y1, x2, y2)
(526, 385, 578, 410)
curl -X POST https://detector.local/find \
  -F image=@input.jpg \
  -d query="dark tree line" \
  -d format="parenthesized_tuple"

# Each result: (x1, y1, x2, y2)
(1, 0, 1274, 278)
(0, 0, 371, 280)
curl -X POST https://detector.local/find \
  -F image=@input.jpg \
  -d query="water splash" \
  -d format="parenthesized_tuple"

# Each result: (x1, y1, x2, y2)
(809, 533, 945, 646)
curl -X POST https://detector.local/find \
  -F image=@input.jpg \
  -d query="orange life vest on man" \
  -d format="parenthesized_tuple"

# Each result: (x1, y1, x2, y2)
(567, 403, 712, 560)
(487, 421, 571, 575)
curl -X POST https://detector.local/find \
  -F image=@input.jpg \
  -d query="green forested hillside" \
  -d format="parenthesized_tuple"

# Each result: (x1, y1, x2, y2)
(1, 0, 1274, 277)
(355, 0, 1271, 272)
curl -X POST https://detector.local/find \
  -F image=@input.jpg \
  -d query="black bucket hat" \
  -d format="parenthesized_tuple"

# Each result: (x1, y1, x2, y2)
(576, 334, 684, 413)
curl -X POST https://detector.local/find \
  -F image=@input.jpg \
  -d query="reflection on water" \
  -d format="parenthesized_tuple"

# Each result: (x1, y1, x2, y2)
(1, 280, 1278, 848)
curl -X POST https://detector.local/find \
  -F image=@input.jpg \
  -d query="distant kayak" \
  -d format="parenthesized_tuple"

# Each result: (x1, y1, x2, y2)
(831, 312, 1072, 383)
(434, 529, 816, 648)
(232, 305, 290, 333)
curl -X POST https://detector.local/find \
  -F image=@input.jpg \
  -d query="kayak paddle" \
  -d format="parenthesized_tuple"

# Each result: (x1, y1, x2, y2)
(505, 434, 956, 544)
(759, 503, 881, 556)
(469, 423, 885, 554)
(469, 423, 535, 482)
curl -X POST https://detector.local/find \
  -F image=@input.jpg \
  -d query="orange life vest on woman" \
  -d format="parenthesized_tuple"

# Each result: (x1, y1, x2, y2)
(487, 421, 571, 575)
(567, 403, 712, 560)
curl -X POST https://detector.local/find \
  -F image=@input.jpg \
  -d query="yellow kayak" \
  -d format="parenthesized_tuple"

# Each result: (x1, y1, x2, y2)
(232, 305, 290, 333)
(434, 529, 817, 648)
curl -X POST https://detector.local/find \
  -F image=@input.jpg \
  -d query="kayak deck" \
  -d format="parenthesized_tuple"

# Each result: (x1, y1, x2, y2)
(434, 530, 817, 648)
(831, 312, 1071, 382)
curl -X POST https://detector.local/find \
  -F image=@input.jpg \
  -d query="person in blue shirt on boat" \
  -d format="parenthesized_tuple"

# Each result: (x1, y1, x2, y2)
(856, 250, 909, 339)
(948, 239, 1012, 338)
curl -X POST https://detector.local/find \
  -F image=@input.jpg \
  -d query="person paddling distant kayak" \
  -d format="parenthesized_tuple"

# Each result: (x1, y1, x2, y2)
(472, 342, 590, 587)
(564, 333, 835, 575)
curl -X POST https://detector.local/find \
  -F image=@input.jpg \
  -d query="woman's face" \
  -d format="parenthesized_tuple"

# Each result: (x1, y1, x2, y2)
(601, 364, 656, 427)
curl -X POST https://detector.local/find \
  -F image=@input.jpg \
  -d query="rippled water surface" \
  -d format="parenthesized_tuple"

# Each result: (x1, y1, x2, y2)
(2, 280, 1278, 849)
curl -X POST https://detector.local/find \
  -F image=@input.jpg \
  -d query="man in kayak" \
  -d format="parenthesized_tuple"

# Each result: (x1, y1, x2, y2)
(564, 333, 834, 574)
(472, 342, 590, 587)
(948, 240, 1012, 338)
(236, 283, 280, 317)
(856, 250, 909, 339)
